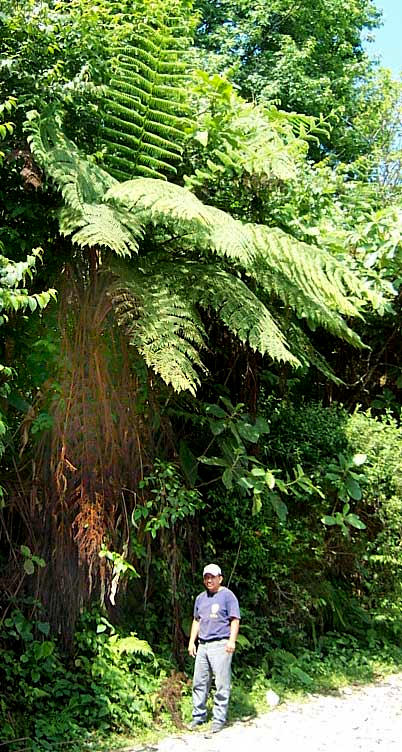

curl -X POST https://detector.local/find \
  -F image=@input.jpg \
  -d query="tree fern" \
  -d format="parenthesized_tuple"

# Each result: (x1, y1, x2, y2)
(27, 118, 389, 393)
(101, 1, 192, 181)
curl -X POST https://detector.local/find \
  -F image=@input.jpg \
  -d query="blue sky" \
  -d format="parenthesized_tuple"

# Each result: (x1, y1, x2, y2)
(366, 0, 402, 77)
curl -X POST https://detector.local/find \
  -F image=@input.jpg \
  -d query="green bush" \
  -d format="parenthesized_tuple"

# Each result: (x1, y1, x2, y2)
(0, 607, 166, 750)
(198, 402, 402, 656)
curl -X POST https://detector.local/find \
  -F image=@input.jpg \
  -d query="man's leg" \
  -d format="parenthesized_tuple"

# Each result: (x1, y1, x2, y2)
(192, 643, 212, 724)
(208, 640, 233, 726)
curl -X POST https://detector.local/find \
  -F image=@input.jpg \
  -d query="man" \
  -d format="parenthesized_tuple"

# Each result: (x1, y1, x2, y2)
(188, 563, 240, 734)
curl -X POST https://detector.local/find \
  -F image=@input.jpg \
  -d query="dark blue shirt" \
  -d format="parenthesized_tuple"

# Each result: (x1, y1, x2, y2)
(194, 587, 240, 641)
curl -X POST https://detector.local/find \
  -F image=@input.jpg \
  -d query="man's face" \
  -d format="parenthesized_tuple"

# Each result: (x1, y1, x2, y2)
(203, 573, 223, 593)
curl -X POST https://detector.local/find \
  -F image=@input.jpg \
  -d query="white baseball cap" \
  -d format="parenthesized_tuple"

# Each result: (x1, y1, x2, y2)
(203, 563, 222, 577)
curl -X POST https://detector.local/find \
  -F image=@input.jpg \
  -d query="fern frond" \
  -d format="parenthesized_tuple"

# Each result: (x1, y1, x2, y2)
(108, 255, 300, 394)
(243, 224, 371, 347)
(27, 115, 143, 256)
(59, 203, 143, 257)
(101, 6, 192, 181)
(109, 263, 207, 395)
(106, 179, 255, 264)
(157, 259, 300, 365)
(283, 321, 344, 384)
(249, 225, 368, 319)
(26, 114, 115, 207)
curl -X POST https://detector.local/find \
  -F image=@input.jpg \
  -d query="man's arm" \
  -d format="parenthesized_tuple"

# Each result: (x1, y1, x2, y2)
(188, 618, 200, 657)
(226, 617, 239, 653)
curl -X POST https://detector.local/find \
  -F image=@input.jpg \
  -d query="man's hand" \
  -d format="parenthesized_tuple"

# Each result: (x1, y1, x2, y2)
(225, 639, 236, 654)
(188, 641, 197, 658)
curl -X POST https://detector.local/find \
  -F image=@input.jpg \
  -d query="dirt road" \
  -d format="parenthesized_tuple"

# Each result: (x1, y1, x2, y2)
(134, 672, 402, 752)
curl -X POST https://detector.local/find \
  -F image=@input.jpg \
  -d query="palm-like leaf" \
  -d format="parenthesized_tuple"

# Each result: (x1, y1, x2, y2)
(101, 5, 192, 181)
(109, 256, 300, 393)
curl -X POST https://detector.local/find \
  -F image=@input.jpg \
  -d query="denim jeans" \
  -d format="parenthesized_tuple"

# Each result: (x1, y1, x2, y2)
(192, 639, 233, 725)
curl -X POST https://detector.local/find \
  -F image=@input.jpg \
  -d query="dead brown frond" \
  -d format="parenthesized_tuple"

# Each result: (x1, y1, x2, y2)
(155, 671, 191, 728)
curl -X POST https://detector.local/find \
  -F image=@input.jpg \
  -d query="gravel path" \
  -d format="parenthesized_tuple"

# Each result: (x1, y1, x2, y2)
(133, 672, 402, 752)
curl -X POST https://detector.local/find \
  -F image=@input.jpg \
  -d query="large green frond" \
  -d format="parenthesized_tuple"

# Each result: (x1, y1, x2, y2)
(155, 259, 300, 365)
(59, 203, 144, 257)
(248, 225, 369, 318)
(108, 255, 300, 394)
(109, 264, 207, 395)
(282, 321, 344, 385)
(101, 5, 192, 181)
(243, 224, 372, 347)
(106, 179, 255, 263)
(26, 113, 115, 207)
(27, 115, 143, 256)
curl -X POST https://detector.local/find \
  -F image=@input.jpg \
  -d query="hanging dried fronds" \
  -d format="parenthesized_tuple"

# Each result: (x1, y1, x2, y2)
(10, 269, 154, 645)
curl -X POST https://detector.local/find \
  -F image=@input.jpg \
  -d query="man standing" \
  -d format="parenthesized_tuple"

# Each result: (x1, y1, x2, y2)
(188, 563, 240, 734)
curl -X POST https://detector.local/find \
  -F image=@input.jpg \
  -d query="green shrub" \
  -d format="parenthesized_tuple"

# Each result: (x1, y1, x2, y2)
(0, 607, 166, 750)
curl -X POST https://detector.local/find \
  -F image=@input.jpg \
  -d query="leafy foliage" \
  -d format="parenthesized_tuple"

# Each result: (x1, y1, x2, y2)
(0, 607, 163, 749)
(192, 0, 384, 161)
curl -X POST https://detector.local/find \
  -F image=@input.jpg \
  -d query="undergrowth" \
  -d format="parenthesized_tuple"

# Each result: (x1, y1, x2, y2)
(2, 599, 402, 752)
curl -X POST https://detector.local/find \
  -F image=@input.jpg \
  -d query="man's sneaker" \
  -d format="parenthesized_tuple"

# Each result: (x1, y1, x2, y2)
(211, 722, 225, 733)
(188, 719, 206, 731)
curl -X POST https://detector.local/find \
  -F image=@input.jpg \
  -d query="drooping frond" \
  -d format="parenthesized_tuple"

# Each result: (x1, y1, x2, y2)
(26, 115, 144, 256)
(106, 179, 255, 263)
(282, 320, 344, 385)
(108, 262, 207, 394)
(27, 113, 115, 206)
(160, 259, 300, 365)
(101, 3, 192, 181)
(243, 224, 373, 347)
(108, 255, 300, 394)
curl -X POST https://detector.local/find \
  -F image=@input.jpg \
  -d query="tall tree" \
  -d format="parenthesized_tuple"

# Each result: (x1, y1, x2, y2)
(192, 0, 389, 161)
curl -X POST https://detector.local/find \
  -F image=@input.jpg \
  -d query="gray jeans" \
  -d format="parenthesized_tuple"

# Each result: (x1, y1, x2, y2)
(192, 639, 233, 724)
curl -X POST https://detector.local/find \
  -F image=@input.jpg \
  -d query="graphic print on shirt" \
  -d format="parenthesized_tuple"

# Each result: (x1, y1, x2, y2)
(210, 603, 220, 619)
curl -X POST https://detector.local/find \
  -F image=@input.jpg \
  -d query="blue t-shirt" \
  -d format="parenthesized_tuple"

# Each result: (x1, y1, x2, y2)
(194, 587, 240, 641)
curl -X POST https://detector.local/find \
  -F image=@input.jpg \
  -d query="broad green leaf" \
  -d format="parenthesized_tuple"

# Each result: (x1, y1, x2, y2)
(252, 495, 262, 515)
(210, 421, 226, 436)
(198, 455, 229, 467)
(23, 559, 35, 575)
(254, 416, 270, 434)
(250, 467, 266, 477)
(205, 404, 227, 418)
(265, 471, 276, 490)
(37, 622, 50, 636)
(115, 635, 153, 655)
(269, 493, 288, 521)
(345, 514, 366, 530)
(238, 421, 259, 442)
(237, 476, 254, 490)
(346, 477, 362, 501)
(222, 468, 233, 489)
